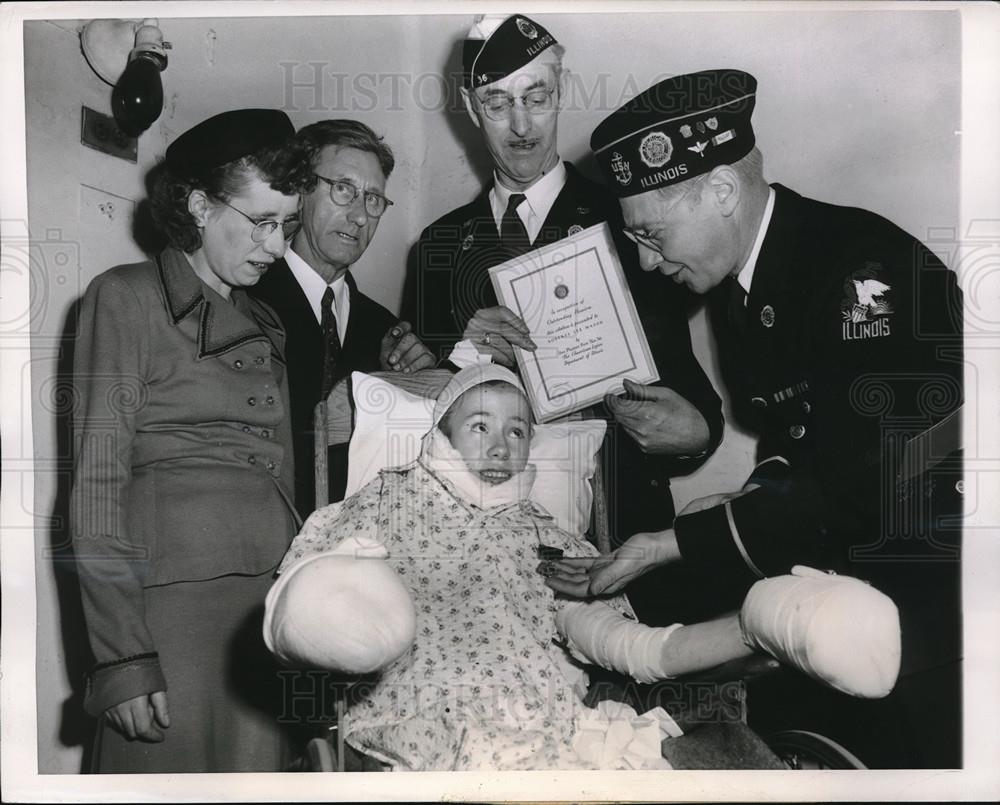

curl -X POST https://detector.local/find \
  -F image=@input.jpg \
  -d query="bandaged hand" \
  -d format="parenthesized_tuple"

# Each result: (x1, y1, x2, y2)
(556, 601, 682, 684)
(740, 565, 901, 698)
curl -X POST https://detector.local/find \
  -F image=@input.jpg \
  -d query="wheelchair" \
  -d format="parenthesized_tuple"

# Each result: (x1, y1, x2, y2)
(288, 369, 872, 772)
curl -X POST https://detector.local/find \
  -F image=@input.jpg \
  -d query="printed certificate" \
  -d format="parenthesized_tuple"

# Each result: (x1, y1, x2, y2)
(489, 222, 659, 422)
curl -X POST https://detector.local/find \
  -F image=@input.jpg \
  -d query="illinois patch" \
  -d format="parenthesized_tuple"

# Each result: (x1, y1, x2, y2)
(840, 266, 893, 341)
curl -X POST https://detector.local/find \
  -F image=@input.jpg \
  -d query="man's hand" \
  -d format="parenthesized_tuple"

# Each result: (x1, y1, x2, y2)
(604, 379, 710, 455)
(104, 691, 170, 742)
(677, 483, 761, 517)
(380, 321, 435, 373)
(538, 529, 681, 598)
(462, 306, 537, 368)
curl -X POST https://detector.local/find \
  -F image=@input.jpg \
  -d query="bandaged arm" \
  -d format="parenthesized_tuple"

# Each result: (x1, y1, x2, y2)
(556, 602, 751, 683)
(557, 566, 901, 698)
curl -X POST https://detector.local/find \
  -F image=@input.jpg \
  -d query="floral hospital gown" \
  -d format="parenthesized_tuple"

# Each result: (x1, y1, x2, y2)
(279, 459, 632, 770)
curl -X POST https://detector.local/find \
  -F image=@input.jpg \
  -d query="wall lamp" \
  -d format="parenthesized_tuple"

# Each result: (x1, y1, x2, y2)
(81, 18, 171, 136)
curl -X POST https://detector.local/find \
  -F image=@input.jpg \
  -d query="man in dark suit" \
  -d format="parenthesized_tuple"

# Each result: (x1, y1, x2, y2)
(404, 15, 724, 624)
(549, 69, 963, 768)
(251, 120, 434, 514)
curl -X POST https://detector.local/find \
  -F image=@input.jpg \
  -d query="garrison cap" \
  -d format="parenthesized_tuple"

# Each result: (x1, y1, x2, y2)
(462, 14, 558, 90)
(165, 108, 295, 178)
(591, 69, 757, 197)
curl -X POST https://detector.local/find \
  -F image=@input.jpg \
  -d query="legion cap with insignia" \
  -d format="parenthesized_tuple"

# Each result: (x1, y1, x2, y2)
(590, 69, 758, 198)
(165, 108, 296, 178)
(462, 14, 558, 90)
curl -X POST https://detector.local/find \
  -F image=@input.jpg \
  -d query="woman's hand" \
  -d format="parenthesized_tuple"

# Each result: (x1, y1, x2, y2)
(538, 529, 681, 598)
(104, 691, 170, 742)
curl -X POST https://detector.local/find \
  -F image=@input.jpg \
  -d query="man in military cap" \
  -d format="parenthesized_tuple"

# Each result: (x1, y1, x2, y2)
(405, 16, 724, 622)
(547, 69, 963, 768)
(251, 119, 434, 514)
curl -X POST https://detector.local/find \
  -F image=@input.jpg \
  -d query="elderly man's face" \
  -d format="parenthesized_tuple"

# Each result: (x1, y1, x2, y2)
(464, 51, 563, 191)
(620, 180, 738, 295)
(294, 146, 386, 283)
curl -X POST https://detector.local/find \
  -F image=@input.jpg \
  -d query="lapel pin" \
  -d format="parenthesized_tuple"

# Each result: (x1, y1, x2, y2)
(760, 304, 775, 328)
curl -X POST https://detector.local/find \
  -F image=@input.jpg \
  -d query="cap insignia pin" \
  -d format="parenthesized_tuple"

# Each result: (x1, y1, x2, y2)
(639, 131, 673, 168)
(610, 151, 632, 185)
(516, 18, 538, 39)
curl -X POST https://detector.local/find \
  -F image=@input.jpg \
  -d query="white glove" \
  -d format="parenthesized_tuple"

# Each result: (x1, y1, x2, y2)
(556, 601, 682, 684)
(740, 565, 901, 698)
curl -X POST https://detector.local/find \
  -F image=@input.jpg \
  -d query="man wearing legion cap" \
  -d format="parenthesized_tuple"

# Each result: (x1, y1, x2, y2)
(547, 69, 963, 768)
(406, 15, 724, 625)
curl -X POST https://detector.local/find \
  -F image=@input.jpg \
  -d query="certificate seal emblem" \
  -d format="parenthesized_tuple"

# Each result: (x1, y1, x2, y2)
(639, 131, 673, 168)
(568, 224, 584, 235)
(554, 284, 569, 300)
(760, 304, 775, 328)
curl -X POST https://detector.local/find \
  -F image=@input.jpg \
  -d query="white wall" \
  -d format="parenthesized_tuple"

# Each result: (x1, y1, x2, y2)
(23, 9, 960, 773)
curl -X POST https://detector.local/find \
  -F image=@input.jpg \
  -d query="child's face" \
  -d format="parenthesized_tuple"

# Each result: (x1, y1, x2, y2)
(444, 384, 532, 485)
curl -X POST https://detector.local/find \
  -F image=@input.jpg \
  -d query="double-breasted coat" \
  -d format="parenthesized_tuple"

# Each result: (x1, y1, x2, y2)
(70, 249, 299, 765)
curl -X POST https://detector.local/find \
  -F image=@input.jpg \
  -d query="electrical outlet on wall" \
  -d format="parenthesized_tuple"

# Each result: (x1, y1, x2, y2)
(80, 106, 138, 162)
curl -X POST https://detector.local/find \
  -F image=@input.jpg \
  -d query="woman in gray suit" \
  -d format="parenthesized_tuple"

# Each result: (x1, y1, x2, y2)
(71, 108, 311, 772)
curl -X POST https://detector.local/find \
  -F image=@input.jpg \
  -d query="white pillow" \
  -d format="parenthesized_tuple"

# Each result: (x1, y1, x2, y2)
(346, 372, 606, 536)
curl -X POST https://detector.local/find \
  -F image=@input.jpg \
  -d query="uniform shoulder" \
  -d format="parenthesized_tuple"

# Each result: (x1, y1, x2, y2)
(419, 193, 489, 238)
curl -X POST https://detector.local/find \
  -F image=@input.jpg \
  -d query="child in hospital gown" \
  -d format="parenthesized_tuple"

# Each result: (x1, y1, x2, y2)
(271, 364, 903, 770)
(276, 364, 636, 770)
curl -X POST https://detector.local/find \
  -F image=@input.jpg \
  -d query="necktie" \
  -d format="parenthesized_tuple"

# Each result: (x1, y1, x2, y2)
(500, 193, 531, 250)
(728, 277, 748, 335)
(320, 286, 342, 399)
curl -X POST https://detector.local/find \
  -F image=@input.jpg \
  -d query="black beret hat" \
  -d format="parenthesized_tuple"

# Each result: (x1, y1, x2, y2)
(591, 70, 757, 198)
(462, 14, 559, 90)
(165, 108, 295, 178)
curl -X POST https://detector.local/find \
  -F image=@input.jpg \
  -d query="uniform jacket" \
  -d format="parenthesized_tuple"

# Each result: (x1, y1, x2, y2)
(674, 184, 963, 673)
(71, 248, 299, 715)
(250, 260, 398, 513)
(406, 162, 724, 544)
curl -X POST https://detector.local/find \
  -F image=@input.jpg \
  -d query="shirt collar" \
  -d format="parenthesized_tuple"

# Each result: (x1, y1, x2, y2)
(489, 160, 567, 233)
(284, 246, 348, 325)
(736, 186, 776, 296)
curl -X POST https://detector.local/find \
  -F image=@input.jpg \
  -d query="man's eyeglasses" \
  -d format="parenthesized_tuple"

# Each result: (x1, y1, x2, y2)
(476, 87, 557, 121)
(314, 175, 394, 218)
(621, 227, 662, 252)
(213, 197, 301, 243)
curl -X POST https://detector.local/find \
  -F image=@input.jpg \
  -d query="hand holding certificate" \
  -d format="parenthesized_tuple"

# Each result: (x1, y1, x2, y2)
(488, 222, 658, 422)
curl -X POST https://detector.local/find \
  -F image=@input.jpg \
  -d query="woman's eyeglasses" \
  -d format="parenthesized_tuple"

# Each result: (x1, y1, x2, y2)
(314, 175, 394, 218)
(213, 197, 301, 243)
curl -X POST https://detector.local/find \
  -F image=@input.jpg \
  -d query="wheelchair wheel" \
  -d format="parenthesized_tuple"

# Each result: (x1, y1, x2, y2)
(764, 730, 868, 769)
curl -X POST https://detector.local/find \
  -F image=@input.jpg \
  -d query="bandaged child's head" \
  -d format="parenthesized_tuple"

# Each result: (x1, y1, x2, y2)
(433, 365, 533, 485)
